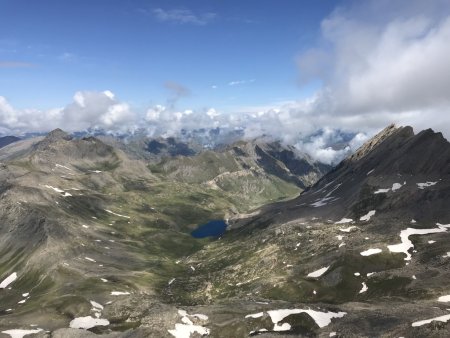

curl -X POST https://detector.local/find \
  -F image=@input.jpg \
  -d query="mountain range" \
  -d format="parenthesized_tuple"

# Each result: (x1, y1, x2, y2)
(0, 136, 20, 149)
(0, 125, 449, 337)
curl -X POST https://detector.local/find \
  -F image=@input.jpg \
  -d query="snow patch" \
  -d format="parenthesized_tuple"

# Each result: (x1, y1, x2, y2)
(335, 218, 353, 224)
(387, 224, 450, 261)
(359, 282, 368, 294)
(44, 185, 64, 193)
(56, 164, 72, 171)
(438, 295, 450, 302)
(307, 266, 330, 278)
(111, 291, 130, 295)
(412, 314, 450, 327)
(90, 300, 103, 310)
(43, 185, 71, 197)
(168, 309, 210, 338)
(417, 181, 437, 189)
(360, 248, 382, 256)
(168, 324, 209, 338)
(266, 308, 346, 331)
(274, 322, 291, 331)
(360, 210, 376, 222)
(339, 226, 357, 233)
(325, 183, 342, 197)
(245, 312, 264, 319)
(105, 209, 130, 219)
(0, 272, 17, 289)
(310, 197, 335, 207)
(1, 329, 43, 338)
(70, 316, 109, 329)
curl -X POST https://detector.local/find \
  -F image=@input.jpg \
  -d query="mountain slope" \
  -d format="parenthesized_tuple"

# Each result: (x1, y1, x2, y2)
(165, 125, 450, 337)
(0, 129, 328, 336)
(0, 126, 449, 337)
(262, 124, 450, 224)
(149, 139, 329, 211)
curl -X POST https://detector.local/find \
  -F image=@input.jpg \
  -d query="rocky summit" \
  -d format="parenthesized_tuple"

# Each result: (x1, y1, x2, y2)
(0, 125, 449, 338)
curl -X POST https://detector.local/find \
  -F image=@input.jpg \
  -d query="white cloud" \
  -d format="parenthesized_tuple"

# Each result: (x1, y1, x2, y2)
(228, 79, 256, 86)
(294, 129, 369, 165)
(103, 90, 115, 100)
(145, 105, 165, 121)
(206, 108, 220, 119)
(100, 102, 131, 127)
(153, 8, 216, 25)
(73, 92, 85, 108)
(296, 0, 450, 136)
(0, 91, 135, 134)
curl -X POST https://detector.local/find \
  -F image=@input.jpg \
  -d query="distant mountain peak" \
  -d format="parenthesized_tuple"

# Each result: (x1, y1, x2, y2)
(45, 128, 72, 141)
(0, 135, 21, 149)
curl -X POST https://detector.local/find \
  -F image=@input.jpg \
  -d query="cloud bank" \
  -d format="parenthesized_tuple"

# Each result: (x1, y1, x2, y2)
(296, 0, 450, 136)
(0, 91, 135, 135)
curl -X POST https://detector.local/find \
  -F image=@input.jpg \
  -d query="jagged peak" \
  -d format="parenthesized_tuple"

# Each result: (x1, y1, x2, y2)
(348, 124, 411, 162)
(33, 128, 73, 151)
(44, 128, 72, 142)
(414, 128, 448, 143)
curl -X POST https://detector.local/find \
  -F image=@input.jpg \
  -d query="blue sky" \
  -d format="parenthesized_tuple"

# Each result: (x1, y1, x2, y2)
(0, 0, 337, 110)
(1, 0, 450, 164)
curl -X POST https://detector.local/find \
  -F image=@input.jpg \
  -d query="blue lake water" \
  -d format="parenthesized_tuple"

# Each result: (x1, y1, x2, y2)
(191, 220, 227, 238)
